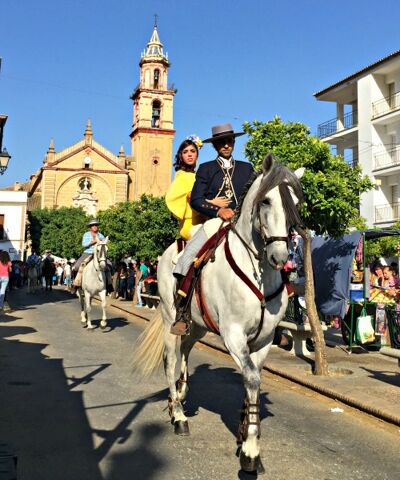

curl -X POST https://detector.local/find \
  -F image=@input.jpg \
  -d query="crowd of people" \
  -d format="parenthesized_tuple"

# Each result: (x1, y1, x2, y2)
(112, 258, 158, 307)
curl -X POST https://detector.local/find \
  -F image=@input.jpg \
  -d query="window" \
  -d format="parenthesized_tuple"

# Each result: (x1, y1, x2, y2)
(0, 214, 4, 240)
(151, 100, 161, 128)
(153, 69, 160, 89)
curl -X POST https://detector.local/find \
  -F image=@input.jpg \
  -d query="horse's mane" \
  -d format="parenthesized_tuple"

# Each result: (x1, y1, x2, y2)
(234, 161, 304, 228)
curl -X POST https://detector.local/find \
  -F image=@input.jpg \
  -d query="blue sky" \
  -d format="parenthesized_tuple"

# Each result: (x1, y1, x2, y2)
(1, 0, 400, 187)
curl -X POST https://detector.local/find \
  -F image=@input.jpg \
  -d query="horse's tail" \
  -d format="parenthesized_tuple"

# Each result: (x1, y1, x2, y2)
(131, 308, 169, 377)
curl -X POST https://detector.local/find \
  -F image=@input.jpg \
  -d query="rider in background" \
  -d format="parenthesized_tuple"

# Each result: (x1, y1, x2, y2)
(73, 219, 105, 287)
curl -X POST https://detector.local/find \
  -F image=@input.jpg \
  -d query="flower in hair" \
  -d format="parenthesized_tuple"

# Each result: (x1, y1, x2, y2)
(186, 134, 203, 150)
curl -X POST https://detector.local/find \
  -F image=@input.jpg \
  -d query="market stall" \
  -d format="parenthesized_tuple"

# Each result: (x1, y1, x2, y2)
(311, 229, 400, 353)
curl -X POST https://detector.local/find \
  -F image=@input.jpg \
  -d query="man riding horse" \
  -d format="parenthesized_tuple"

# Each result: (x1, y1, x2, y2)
(73, 219, 107, 288)
(171, 123, 254, 335)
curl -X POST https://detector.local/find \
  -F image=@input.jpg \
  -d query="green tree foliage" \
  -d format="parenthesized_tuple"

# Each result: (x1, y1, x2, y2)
(365, 220, 400, 264)
(98, 194, 178, 260)
(28, 207, 88, 258)
(243, 117, 374, 236)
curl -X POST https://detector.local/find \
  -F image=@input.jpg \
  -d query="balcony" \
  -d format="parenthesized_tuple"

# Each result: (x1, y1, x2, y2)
(372, 91, 400, 119)
(374, 145, 400, 170)
(375, 202, 400, 223)
(317, 110, 357, 139)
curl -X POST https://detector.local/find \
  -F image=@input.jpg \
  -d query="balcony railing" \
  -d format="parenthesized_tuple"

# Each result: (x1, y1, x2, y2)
(372, 91, 400, 119)
(317, 110, 357, 139)
(375, 202, 400, 223)
(374, 145, 400, 170)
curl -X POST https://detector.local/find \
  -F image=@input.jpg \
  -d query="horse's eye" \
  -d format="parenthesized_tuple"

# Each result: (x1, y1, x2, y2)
(261, 199, 270, 206)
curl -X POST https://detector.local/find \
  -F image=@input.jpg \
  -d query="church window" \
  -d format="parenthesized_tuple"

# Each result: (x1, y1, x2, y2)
(152, 157, 159, 165)
(79, 177, 92, 191)
(151, 100, 161, 128)
(153, 69, 160, 89)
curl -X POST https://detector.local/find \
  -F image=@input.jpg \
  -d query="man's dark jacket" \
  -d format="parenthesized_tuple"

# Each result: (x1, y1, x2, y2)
(190, 159, 254, 218)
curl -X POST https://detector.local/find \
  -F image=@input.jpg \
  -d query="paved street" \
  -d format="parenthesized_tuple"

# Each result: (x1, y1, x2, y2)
(1, 287, 399, 480)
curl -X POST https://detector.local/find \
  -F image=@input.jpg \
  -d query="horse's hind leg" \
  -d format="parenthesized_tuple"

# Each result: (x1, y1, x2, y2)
(99, 289, 107, 330)
(162, 315, 189, 436)
(77, 289, 87, 327)
(177, 324, 205, 403)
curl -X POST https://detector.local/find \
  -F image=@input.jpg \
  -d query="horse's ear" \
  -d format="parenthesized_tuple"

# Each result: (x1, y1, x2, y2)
(294, 167, 305, 179)
(262, 153, 274, 175)
(104, 236, 109, 244)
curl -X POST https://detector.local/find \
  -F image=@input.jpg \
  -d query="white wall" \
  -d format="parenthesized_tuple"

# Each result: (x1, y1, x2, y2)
(0, 191, 27, 260)
(357, 75, 375, 225)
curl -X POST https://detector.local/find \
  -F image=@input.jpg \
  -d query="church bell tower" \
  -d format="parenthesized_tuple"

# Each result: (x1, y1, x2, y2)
(129, 21, 176, 199)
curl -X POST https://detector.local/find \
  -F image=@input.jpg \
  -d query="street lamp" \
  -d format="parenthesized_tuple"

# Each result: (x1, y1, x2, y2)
(0, 147, 11, 175)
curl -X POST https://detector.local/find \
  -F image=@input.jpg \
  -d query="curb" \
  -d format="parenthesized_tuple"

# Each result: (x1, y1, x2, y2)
(107, 299, 400, 428)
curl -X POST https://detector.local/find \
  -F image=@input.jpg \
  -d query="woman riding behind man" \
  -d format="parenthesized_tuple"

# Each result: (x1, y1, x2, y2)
(165, 135, 229, 241)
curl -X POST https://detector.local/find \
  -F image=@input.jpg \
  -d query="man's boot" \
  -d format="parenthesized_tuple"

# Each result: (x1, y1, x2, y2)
(73, 265, 84, 287)
(170, 292, 191, 335)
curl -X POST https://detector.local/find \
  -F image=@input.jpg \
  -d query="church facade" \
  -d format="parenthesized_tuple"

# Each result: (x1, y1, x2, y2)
(28, 24, 175, 213)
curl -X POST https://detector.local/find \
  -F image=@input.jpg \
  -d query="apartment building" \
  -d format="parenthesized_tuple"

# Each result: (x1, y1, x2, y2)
(315, 50, 400, 227)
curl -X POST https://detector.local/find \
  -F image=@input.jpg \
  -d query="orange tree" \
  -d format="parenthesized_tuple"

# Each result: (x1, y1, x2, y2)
(243, 117, 373, 375)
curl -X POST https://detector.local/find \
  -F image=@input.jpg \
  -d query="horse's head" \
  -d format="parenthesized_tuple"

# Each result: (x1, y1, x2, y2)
(94, 237, 109, 271)
(252, 154, 304, 270)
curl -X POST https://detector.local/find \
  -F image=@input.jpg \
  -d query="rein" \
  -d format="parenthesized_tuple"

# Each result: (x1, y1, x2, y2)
(195, 224, 287, 343)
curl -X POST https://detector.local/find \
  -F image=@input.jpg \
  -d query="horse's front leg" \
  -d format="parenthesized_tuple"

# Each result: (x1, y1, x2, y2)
(84, 291, 94, 330)
(224, 332, 263, 473)
(99, 289, 107, 330)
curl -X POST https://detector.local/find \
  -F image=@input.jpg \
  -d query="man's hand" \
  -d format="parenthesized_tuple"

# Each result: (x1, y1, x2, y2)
(217, 207, 235, 221)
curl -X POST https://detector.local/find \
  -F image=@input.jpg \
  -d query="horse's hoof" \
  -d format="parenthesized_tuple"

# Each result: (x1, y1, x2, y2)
(174, 420, 189, 436)
(100, 324, 107, 330)
(240, 451, 261, 473)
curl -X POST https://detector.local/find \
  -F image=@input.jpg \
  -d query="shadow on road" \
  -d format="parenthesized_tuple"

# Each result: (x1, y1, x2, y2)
(184, 364, 273, 437)
(0, 316, 104, 480)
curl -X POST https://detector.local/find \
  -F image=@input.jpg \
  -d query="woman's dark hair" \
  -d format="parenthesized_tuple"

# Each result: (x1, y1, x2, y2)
(0, 250, 10, 265)
(173, 139, 198, 172)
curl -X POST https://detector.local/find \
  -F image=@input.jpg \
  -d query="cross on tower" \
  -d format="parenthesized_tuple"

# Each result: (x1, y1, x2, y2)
(154, 13, 158, 28)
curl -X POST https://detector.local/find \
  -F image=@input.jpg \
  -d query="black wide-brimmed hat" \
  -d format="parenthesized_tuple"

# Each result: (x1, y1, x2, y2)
(202, 123, 245, 144)
(87, 219, 99, 227)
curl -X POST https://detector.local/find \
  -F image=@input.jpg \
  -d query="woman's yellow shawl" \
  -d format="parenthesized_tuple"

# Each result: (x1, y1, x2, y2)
(165, 170, 204, 240)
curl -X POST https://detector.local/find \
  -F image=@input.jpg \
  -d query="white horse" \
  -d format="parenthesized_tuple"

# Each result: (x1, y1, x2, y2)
(27, 263, 41, 293)
(77, 238, 109, 330)
(133, 155, 304, 473)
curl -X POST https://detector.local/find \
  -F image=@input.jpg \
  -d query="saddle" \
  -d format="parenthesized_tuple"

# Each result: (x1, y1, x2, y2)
(178, 225, 230, 298)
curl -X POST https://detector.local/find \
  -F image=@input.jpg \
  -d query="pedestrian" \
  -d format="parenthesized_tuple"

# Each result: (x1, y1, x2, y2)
(64, 262, 72, 290)
(135, 258, 149, 308)
(118, 262, 128, 300)
(0, 250, 12, 312)
(56, 263, 64, 286)
(127, 262, 136, 300)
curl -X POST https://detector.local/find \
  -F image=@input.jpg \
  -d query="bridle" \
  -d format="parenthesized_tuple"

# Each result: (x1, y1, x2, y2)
(94, 243, 107, 271)
(256, 203, 289, 249)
